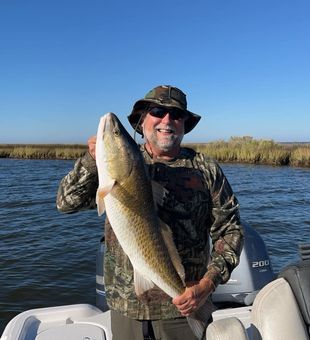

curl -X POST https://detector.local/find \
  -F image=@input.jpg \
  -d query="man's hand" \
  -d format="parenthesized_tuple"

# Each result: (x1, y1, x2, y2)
(88, 135, 97, 159)
(172, 277, 215, 317)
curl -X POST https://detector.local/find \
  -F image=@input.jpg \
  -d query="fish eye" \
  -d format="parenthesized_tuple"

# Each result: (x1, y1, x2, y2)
(113, 128, 120, 136)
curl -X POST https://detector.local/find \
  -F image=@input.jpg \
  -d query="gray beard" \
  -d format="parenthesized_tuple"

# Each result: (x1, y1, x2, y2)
(147, 131, 183, 153)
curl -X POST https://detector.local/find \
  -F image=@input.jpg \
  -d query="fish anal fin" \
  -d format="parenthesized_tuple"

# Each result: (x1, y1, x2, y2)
(160, 220, 185, 286)
(134, 269, 155, 296)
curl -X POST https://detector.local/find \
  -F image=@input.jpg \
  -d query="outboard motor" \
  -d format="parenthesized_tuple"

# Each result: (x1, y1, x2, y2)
(212, 221, 275, 306)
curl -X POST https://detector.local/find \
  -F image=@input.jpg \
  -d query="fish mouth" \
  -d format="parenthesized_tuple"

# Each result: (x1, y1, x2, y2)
(102, 115, 107, 132)
(102, 112, 117, 134)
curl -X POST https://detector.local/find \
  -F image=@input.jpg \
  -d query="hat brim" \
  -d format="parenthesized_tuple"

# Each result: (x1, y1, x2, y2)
(128, 99, 201, 135)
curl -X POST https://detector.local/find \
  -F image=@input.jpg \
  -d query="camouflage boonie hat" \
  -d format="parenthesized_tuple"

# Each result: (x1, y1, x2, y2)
(128, 85, 201, 135)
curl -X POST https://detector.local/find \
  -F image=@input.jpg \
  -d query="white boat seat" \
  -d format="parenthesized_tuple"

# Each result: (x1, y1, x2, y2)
(206, 260, 310, 340)
(278, 259, 310, 335)
(251, 278, 308, 340)
(252, 261, 310, 340)
(206, 317, 249, 340)
(207, 278, 308, 340)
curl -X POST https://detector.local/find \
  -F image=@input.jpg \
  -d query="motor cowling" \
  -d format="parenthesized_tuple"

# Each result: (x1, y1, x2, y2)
(212, 221, 275, 306)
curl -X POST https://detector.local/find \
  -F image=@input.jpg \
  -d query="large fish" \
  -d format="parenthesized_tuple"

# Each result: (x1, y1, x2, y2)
(95, 112, 210, 339)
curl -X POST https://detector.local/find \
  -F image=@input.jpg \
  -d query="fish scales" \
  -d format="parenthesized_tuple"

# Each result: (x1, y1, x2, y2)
(106, 171, 183, 295)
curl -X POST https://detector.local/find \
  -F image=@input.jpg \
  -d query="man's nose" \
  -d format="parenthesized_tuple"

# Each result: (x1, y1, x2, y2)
(161, 112, 172, 123)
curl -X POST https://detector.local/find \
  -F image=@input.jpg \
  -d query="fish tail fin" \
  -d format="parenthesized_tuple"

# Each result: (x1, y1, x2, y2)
(187, 299, 215, 339)
(186, 316, 205, 340)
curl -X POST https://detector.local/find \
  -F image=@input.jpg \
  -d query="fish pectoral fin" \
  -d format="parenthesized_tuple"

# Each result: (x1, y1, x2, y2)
(96, 179, 115, 216)
(96, 194, 106, 216)
(134, 269, 155, 296)
(160, 220, 186, 286)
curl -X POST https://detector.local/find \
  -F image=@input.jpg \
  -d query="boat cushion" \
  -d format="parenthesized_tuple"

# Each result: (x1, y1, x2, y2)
(206, 317, 248, 340)
(278, 259, 310, 326)
(251, 278, 308, 340)
(36, 323, 106, 340)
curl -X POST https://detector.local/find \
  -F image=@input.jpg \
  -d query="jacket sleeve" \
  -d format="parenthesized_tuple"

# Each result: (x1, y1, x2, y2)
(200, 156, 244, 287)
(56, 151, 99, 213)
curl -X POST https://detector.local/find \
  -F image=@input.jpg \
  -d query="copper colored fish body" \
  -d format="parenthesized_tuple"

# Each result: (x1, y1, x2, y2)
(95, 112, 185, 298)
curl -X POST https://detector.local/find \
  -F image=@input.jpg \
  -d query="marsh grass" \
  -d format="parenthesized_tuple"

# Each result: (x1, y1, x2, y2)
(290, 147, 310, 167)
(1, 138, 310, 167)
(0, 144, 87, 159)
(185, 137, 310, 167)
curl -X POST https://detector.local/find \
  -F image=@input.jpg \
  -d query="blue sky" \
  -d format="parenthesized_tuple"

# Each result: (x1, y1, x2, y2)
(0, 0, 309, 144)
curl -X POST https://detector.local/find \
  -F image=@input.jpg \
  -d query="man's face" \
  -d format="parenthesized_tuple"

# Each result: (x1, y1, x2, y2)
(141, 107, 186, 155)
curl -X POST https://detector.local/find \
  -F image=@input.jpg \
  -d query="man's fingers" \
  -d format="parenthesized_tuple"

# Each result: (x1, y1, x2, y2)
(87, 135, 97, 159)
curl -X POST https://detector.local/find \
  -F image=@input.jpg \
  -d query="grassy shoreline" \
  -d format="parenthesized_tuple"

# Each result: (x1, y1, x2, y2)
(0, 144, 88, 160)
(1, 137, 310, 167)
(186, 137, 310, 168)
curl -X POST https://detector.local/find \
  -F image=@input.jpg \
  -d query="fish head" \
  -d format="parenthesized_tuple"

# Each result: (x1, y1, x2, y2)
(96, 112, 140, 183)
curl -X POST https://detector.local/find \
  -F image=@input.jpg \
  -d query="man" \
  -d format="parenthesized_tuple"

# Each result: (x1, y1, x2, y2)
(57, 85, 244, 340)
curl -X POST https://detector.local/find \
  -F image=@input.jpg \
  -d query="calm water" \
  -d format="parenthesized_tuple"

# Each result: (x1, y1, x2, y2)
(1, 159, 309, 333)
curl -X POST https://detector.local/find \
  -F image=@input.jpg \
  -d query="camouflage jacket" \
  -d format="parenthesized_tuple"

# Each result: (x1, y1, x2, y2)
(57, 145, 244, 320)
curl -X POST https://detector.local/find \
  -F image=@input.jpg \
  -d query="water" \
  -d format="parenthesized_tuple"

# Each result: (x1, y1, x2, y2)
(0, 159, 309, 333)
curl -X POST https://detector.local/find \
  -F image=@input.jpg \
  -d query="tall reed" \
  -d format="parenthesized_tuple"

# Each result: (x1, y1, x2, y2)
(0, 144, 87, 159)
(1, 139, 309, 167)
(185, 137, 309, 167)
(290, 147, 310, 167)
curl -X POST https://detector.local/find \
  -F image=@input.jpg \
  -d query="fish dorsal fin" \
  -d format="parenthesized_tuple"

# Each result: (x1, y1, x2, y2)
(133, 269, 155, 296)
(96, 179, 116, 216)
(160, 220, 186, 286)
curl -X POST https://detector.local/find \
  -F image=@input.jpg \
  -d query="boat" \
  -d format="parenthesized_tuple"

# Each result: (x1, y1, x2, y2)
(1, 222, 309, 340)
